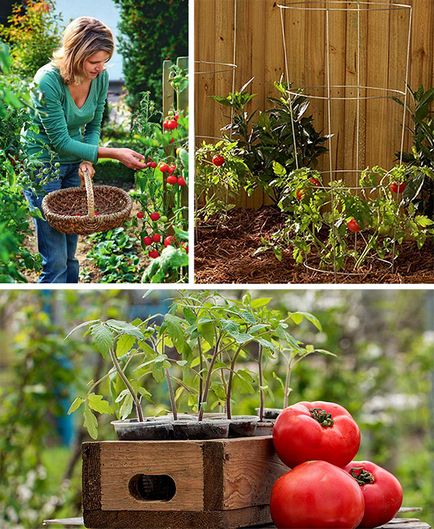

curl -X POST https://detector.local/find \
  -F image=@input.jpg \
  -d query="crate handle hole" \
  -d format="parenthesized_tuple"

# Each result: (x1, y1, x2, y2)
(128, 474, 176, 502)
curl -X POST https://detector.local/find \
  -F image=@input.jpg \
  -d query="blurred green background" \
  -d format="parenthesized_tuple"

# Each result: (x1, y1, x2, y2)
(0, 289, 432, 528)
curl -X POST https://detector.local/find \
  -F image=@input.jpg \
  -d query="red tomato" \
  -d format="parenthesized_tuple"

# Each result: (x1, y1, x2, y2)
(136, 211, 144, 219)
(167, 175, 178, 185)
(345, 461, 403, 528)
(177, 176, 187, 187)
(296, 188, 304, 201)
(152, 233, 161, 243)
(149, 161, 157, 169)
(273, 401, 360, 468)
(271, 461, 365, 529)
(212, 154, 225, 167)
(143, 236, 152, 246)
(164, 236, 175, 247)
(168, 164, 177, 175)
(159, 163, 170, 173)
(309, 177, 321, 187)
(389, 182, 406, 193)
(149, 250, 159, 259)
(150, 212, 160, 221)
(347, 218, 361, 233)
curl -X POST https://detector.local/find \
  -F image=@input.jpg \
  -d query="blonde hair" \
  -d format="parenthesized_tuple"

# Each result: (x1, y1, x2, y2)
(52, 17, 114, 85)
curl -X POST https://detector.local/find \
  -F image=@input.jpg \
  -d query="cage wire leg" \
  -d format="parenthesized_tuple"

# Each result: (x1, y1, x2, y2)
(391, 5, 413, 273)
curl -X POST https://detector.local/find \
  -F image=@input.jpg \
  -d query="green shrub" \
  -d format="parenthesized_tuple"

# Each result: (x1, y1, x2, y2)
(94, 159, 135, 186)
(112, 0, 188, 108)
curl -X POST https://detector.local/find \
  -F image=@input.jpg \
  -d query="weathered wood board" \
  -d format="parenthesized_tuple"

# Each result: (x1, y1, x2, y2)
(43, 516, 432, 529)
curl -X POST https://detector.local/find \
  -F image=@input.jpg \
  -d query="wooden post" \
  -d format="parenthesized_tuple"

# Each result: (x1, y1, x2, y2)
(162, 60, 174, 120)
(176, 56, 189, 112)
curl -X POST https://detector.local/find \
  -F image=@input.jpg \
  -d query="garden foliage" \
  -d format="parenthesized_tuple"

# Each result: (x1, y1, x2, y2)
(112, 0, 188, 108)
(0, 0, 62, 79)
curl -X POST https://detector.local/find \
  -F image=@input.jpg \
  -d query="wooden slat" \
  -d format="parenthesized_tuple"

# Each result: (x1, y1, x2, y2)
(162, 60, 174, 119)
(222, 437, 287, 509)
(43, 516, 431, 529)
(99, 441, 205, 512)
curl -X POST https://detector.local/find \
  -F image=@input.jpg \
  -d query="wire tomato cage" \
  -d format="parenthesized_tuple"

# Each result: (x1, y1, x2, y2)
(277, 0, 413, 280)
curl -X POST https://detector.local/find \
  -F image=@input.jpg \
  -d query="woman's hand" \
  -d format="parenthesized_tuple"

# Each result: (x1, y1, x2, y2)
(114, 148, 147, 170)
(79, 161, 95, 188)
(79, 161, 95, 178)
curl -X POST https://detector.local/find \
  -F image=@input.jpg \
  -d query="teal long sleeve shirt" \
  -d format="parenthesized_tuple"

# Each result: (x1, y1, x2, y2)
(21, 64, 109, 164)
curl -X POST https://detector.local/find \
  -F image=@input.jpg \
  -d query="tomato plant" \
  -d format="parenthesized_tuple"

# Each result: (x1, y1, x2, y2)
(273, 400, 360, 467)
(195, 138, 254, 220)
(263, 164, 434, 271)
(270, 461, 365, 529)
(345, 461, 403, 528)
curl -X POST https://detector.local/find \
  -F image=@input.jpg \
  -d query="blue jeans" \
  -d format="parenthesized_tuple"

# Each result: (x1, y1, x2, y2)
(24, 163, 81, 283)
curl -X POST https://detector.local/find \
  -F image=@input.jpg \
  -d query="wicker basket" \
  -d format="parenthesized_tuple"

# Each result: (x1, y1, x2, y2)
(42, 167, 132, 235)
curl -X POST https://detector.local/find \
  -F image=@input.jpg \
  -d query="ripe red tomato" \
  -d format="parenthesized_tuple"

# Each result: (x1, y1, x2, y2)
(273, 401, 360, 468)
(143, 236, 152, 246)
(270, 461, 365, 529)
(167, 175, 178, 185)
(152, 233, 161, 243)
(347, 218, 361, 233)
(212, 154, 225, 167)
(162, 119, 170, 131)
(164, 236, 175, 247)
(149, 249, 159, 259)
(309, 177, 321, 187)
(389, 182, 406, 193)
(177, 176, 187, 187)
(159, 163, 170, 173)
(168, 164, 177, 175)
(150, 212, 160, 221)
(345, 461, 403, 528)
(148, 161, 157, 169)
(136, 211, 144, 219)
(174, 111, 180, 121)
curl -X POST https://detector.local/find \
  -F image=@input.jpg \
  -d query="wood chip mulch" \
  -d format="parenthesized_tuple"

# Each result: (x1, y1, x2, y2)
(195, 207, 434, 284)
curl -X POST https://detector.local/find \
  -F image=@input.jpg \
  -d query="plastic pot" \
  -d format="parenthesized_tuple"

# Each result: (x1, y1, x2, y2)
(228, 415, 259, 438)
(111, 419, 173, 441)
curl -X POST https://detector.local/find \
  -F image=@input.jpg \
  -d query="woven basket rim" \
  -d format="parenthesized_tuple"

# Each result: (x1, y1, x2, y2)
(42, 185, 132, 221)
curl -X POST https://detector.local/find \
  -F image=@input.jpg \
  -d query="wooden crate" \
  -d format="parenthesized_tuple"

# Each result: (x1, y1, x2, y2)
(82, 436, 287, 529)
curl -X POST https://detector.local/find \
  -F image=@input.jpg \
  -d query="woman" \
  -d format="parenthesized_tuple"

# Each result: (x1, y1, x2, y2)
(22, 16, 147, 283)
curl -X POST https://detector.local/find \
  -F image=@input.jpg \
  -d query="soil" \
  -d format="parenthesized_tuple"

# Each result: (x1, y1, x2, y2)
(24, 222, 109, 284)
(195, 207, 434, 284)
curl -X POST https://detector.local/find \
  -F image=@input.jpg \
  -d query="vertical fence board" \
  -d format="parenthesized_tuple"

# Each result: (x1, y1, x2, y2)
(195, 0, 433, 209)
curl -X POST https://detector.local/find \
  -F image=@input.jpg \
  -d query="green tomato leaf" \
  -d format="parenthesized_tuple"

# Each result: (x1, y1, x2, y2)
(68, 397, 84, 415)
(87, 393, 113, 414)
(119, 393, 134, 420)
(84, 404, 99, 440)
(116, 334, 136, 357)
(90, 323, 114, 356)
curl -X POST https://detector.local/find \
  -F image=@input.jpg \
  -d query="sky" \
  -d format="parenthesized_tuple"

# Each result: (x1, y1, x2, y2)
(55, 0, 123, 81)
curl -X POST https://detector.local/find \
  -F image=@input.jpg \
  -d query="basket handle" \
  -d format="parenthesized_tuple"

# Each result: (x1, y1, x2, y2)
(79, 166, 95, 218)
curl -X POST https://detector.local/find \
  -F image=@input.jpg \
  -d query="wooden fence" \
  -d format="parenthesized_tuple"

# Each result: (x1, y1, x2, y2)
(195, 0, 434, 208)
